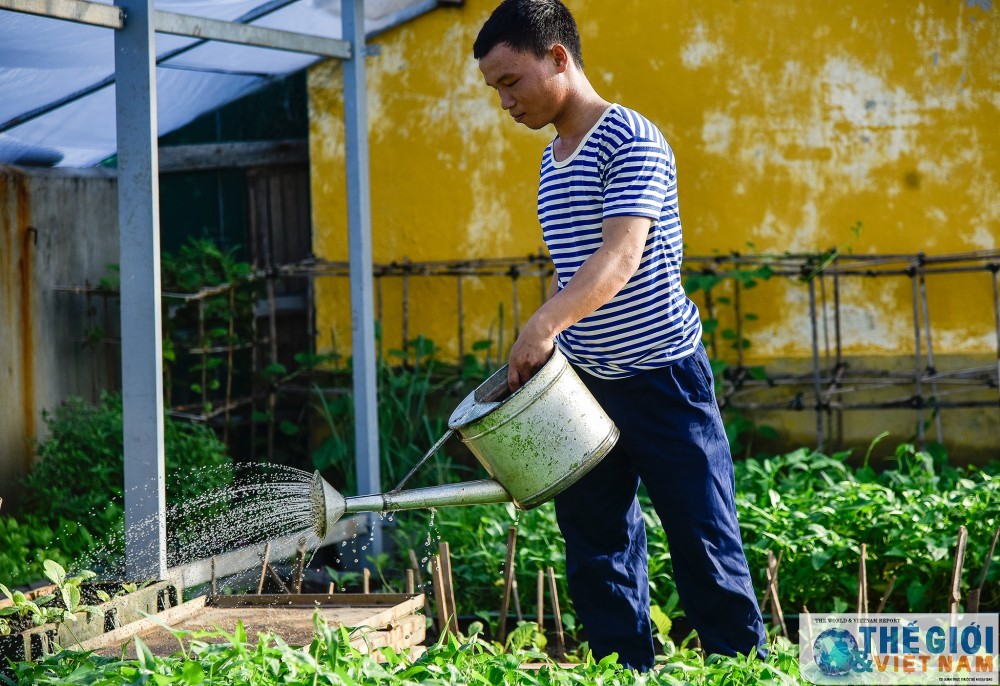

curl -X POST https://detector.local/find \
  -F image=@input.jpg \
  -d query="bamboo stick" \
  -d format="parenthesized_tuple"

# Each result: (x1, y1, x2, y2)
(267, 565, 291, 594)
(876, 575, 897, 614)
(512, 578, 523, 622)
(363, 568, 371, 594)
(211, 556, 217, 596)
(408, 549, 424, 587)
(857, 543, 868, 617)
(257, 542, 271, 595)
(547, 567, 565, 659)
(430, 556, 449, 635)
(967, 526, 999, 613)
(293, 543, 307, 594)
(405, 569, 415, 595)
(498, 526, 518, 641)
(327, 582, 336, 594)
(439, 542, 459, 635)
(537, 569, 545, 632)
(949, 526, 969, 617)
(766, 550, 788, 638)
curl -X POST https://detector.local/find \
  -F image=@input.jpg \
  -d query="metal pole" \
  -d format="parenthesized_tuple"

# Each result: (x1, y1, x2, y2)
(919, 267, 943, 442)
(115, 0, 167, 579)
(807, 277, 824, 451)
(342, 0, 382, 554)
(457, 274, 464, 360)
(991, 267, 1000, 409)
(910, 264, 925, 445)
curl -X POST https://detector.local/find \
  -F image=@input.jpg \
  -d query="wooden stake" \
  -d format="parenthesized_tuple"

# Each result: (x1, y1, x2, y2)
(949, 526, 968, 617)
(512, 578, 523, 622)
(408, 548, 424, 587)
(293, 543, 307, 594)
(498, 526, 518, 641)
(537, 569, 545, 632)
(857, 543, 868, 617)
(765, 550, 788, 638)
(405, 569, 415, 595)
(439, 542, 459, 634)
(967, 526, 1000, 614)
(801, 605, 814, 645)
(876, 575, 897, 614)
(257, 542, 271, 595)
(430, 555, 449, 634)
(267, 564, 291, 594)
(327, 581, 336, 594)
(211, 557, 217, 596)
(363, 568, 371, 594)
(547, 567, 565, 659)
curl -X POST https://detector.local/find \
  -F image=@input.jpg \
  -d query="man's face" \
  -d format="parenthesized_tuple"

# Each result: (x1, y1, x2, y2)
(479, 42, 563, 130)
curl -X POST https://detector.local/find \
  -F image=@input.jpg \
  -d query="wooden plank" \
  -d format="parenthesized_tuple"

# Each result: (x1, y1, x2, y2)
(78, 597, 208, 652)
(80, 594, 427, 660)
(158, 140, 308, 173)
(348, 613, 425, 656)
(210, 593, 422, 610)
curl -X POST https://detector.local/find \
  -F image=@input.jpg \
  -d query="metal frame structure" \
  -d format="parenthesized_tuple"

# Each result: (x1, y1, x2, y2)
(0, 0, 391, 577)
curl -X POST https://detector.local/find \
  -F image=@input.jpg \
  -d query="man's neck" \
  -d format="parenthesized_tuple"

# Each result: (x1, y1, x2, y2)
(552, 80, 611, 157)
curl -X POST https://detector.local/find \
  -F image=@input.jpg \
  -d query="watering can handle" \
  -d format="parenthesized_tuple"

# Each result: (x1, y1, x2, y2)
(387, 429, 456, 494)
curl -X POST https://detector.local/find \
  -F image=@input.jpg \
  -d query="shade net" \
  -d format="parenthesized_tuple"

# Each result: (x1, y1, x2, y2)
(0, 0, 434, 167)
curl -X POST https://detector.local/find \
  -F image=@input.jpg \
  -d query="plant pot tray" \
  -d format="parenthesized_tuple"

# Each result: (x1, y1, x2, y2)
(0, 580, 181, 664)
(79, 592, 427, 662)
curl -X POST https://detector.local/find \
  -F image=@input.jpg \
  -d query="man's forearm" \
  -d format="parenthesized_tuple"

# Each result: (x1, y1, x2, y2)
(528, 241, 641, 340)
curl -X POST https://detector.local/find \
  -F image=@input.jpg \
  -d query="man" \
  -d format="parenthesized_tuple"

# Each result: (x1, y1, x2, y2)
(473, 0, 768, 671)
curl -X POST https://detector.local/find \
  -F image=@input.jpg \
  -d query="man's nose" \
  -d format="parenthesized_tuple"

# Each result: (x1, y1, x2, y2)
(498, 88, 515, 111)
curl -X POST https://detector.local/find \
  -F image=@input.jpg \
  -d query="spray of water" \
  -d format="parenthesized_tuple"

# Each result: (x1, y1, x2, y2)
(74, 463, 323, 584)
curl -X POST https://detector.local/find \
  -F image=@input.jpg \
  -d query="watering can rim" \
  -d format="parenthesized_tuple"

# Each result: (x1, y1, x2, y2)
(447, 347, 566, 430)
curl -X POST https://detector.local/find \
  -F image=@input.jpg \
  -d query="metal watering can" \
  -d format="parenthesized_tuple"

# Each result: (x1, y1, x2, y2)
(309, 348, 619, 539)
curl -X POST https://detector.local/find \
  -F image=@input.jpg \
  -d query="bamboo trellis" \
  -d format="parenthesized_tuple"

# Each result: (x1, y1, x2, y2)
(63, 249, 1000, 455)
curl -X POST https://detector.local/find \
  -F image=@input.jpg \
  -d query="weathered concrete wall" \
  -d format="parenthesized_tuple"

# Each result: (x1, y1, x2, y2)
(308, 0, 999, 360)
(306, 0, 999, 456)
(0, 166, 119, 507)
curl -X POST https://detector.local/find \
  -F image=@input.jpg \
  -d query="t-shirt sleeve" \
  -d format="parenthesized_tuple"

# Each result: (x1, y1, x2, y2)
(601, 138, 672, 221)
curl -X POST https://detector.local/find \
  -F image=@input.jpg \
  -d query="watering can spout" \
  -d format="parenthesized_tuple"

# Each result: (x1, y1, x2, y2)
(309, 471, 512, 540)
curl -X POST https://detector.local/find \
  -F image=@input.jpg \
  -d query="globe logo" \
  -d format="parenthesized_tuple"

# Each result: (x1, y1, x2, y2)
(813, 627, 859, 676)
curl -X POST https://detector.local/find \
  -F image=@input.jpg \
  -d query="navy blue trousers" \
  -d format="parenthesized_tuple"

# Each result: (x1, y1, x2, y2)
(554, 345, 767, 670)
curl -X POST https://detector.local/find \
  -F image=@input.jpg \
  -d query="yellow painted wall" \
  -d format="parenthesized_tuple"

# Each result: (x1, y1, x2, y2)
(308, 0, 999, 366)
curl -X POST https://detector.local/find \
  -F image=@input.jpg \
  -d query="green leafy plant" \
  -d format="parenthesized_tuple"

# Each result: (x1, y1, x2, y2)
(323, 566, 362, 593)
(6, 392, 233, 579)
(1, 610, 803, 685)
(39, 560, 97, 627)
(0, 584, 50, 634)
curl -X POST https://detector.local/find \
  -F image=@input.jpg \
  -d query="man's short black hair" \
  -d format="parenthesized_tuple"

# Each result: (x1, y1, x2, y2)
(473, 0, 584, 69)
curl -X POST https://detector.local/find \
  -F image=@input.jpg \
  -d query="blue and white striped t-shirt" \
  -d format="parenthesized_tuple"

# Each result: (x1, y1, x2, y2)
(538, 104, 702, 379)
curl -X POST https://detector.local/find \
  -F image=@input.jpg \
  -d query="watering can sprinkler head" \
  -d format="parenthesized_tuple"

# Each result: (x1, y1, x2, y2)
(310, 471, 346, 540)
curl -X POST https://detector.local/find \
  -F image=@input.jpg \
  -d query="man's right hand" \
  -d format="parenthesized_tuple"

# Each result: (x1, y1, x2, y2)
(507, 320, 555, 391)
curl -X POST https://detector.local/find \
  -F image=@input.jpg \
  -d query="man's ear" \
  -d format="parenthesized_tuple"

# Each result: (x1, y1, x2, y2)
(550, 43, 570, 73)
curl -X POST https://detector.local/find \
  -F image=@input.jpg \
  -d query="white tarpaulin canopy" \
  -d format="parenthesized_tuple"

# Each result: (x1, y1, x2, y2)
(0, 0, 437, 167)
